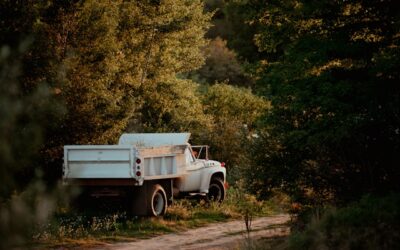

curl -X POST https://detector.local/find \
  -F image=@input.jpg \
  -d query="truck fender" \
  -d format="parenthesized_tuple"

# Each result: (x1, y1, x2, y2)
(199, 167, 225, 193)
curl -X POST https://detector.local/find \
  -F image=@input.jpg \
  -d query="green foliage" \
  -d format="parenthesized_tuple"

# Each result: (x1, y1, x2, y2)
(203, 0, 230, 39)
(60, 0, 212, 145)
(205, 0, 263, 62)
(201, 83, 269, 181)
(0, 0, 213, 183)
(0, 0, 69, 185)
(287, 194, 400, 250)
(245, 0, 400, 205)
(232, 180, 264, 238)
(223, 0, 265, 62)
(0, 43, 64, 199)
(118, 0, 213, 136)
(1, 182, 51, 249)
(0, 180, 74, 249)
(188, 37, 253, 87)
(204, 84, 268, 126)
(0, 1, 214, 247)
(132, 78, 212, 137)
(62, 0, 131, 145)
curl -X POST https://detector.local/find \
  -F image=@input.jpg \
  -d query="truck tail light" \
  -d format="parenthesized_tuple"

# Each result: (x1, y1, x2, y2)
(221, 162, 225, 167)
(135, 157, 142, 177)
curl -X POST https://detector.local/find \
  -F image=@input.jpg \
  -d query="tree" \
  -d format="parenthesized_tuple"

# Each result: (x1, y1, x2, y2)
(203, 0, 264, 62)
(132, 78, 212, 137)
(188, 37, 253, 87)
(0, 0, 212, 183)
(61, 0, 130, 145)
(202, 83, 269, 181)
(246, 0, 400, 205)
(223, 0, 265, 62)
(119, 0, 212, 135)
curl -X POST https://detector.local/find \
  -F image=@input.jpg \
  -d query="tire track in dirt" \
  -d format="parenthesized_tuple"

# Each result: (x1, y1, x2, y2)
(100, 214, 290, 250)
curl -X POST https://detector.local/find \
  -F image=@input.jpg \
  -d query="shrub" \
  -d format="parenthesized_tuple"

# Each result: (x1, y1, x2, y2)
(287, 194, 400, 250)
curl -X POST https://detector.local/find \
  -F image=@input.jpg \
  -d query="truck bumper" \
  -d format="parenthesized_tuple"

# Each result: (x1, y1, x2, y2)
(63, 178, 139, 186)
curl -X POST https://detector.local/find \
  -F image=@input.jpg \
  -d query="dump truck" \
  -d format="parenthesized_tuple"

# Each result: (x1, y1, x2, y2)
(63, 133, 226, 216)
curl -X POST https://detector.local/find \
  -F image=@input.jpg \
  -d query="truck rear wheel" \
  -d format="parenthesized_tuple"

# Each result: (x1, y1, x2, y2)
(207, 178, 225, 202)
(147, 184, 167, 216)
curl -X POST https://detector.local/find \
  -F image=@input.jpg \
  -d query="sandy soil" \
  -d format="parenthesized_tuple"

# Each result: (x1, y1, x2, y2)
(99, 214, 290, 250)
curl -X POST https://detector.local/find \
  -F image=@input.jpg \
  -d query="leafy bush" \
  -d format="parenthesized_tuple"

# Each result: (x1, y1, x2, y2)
(287, 194, 400, 250)
(189, 37, 252, 87)
(201, 83, 270, 183)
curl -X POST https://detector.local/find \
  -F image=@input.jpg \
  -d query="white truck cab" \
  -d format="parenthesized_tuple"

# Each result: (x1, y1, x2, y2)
(63, 133, 226, 216)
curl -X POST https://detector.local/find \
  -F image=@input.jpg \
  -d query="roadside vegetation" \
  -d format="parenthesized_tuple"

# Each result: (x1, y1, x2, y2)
(286, 194, 400, 250)
(30, 187, 287, 249)
(239, 194, 400, 250)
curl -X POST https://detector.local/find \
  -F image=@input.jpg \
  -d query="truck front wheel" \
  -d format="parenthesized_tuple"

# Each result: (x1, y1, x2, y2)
(147, 184, 167, 216)
(207, 178, 225, 202)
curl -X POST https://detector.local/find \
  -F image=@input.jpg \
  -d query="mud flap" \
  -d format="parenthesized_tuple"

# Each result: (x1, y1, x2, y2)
(130, 185, 148, 216)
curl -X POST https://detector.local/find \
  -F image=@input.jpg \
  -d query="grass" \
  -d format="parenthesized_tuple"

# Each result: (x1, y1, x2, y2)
(30, 188, 284, 249)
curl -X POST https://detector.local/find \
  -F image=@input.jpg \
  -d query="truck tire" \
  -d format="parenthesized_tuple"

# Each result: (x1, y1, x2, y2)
(207, 178, 225, 202)
(147, 184, 167, 216)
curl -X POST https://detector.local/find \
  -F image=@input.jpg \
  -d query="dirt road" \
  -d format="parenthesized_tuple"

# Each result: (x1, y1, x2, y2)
(100, 214, 290, 250)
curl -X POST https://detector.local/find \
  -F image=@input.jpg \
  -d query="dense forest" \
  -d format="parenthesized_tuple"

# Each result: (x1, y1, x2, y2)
(1, 0, 399, 248)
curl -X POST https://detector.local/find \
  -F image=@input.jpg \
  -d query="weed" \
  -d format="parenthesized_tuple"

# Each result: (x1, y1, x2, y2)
(232, 180, 265, 239)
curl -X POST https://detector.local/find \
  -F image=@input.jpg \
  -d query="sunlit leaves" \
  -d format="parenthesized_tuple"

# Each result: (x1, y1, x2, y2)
(202, 83, 269, 169)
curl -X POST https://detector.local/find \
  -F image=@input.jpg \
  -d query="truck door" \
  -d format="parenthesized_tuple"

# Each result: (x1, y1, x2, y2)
(185, 147, 205, 171)
(179, 147, 204, 192)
